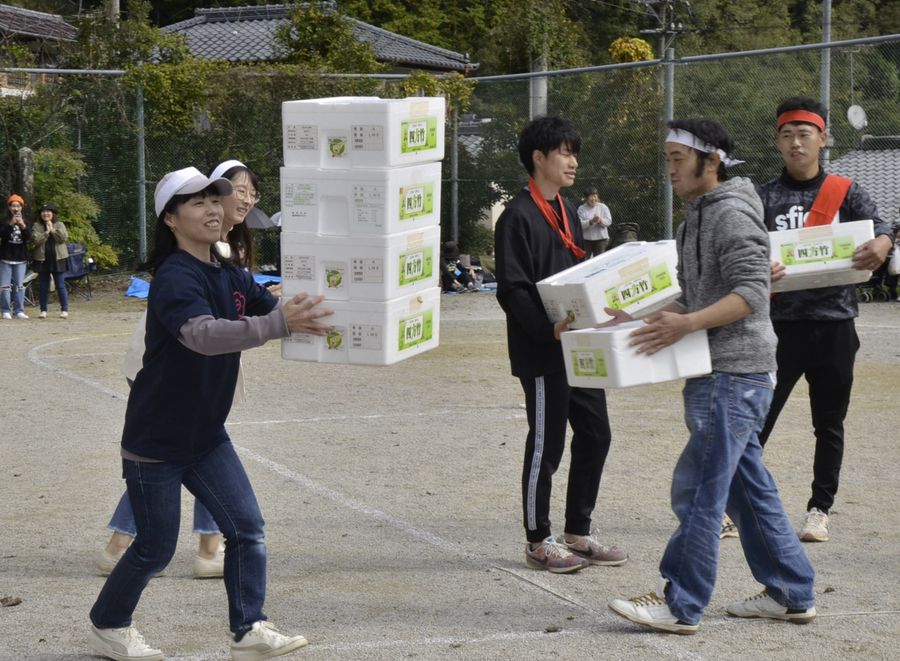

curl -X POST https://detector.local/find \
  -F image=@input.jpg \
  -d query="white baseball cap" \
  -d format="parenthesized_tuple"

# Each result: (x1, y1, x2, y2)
(154, 166, 233, 217)
(209, 159, 247, 181)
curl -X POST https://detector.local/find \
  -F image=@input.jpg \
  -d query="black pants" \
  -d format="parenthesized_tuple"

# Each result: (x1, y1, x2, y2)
(519, 371, 612, 543)
(760, 319, 859, 514)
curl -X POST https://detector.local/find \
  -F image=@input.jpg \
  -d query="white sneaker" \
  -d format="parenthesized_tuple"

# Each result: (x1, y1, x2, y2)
(1, 312, 11, 320)
(88, 624, 164, 661)
(799, 507, 829, 542)
(231, 621, 308, 660)
(608, 578, 699, 634)
(726, 590, 816, 623)
(60, 310, 69, 319)
(15, 311, 28, 319)
(39, 310, 47, 319)
(96, 548, 125, 576)
(193, 541, 225, 578)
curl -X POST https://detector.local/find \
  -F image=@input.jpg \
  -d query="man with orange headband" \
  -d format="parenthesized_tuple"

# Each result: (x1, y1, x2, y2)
(756, 97, 893, 543)
(495, 116, 626, 574)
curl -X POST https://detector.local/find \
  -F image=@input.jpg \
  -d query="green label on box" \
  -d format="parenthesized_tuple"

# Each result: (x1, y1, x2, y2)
(397, 246, 434, 286)
(780, 236, 856, 265)
(398, 309, 434, 351)
(604, 264, 673, 310)
(399, 183, 435, 220)
(400, 117, 438, 153)
(571, 349, 608, 377)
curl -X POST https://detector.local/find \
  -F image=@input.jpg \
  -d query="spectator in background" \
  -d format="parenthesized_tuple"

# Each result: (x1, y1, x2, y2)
(441, 240, 477, 292)
(1, 194, 32, 320)
(577, 186, 612, 257)
(30, 203, 70, 319)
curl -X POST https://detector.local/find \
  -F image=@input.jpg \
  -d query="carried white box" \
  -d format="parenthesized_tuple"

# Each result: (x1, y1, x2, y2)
(537, 241, 681, 328)
(282, 96, 445, 168)
(281, 287, 440, 365)
(280, 162, 442, 235)
(770, 219, 874, 293)
(280, 226, 440, 301)
(560, 321, 711, 389)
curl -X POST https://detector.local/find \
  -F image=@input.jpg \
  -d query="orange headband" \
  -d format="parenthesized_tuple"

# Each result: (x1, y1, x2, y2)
(6, 194, 24, 206)
(777, 110, 825, 131)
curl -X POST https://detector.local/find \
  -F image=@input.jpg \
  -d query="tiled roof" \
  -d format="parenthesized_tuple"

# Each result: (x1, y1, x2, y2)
(830, 148, 900, 225)
(162, 4, 474, 72)
(0, 4, 77, 41)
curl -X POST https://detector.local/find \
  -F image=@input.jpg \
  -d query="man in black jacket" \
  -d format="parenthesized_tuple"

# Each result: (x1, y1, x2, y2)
(756, 97, 893, 543)
(494, 116, 626, 573)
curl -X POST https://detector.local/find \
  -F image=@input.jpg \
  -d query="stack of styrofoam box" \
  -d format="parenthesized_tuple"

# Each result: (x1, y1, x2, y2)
(280, 96, 446, 365)
(770, 219, 874, 293)
(561, 321, 712, 388)
(537, 241, 682, 328)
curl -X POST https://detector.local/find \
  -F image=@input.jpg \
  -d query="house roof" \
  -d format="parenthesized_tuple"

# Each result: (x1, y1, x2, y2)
(162, 4, 475, 73)
(830, 147, 900, 225)
(0, 4, 77, 41)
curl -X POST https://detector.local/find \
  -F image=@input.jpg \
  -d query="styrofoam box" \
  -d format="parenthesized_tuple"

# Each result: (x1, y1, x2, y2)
(561, 321, 711, 389)
(280, 162, 441, 235)
(770, 219, 874, 293)
(282, 96, 445, 168)
(282, 287, 441, 365)
(280, 226, 440, 301)
(537, 241, 681, 328)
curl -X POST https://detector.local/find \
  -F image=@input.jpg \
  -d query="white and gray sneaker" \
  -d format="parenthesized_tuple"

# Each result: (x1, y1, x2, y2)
(800, 508, 829, 542)
(231, 621, 308, 661)
(726, 590, 816, 623)
(88, 625, 164, 661)
(608, 578, 699, 634)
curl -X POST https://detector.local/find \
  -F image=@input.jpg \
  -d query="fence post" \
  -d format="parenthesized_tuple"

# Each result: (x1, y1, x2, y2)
(136, 83, 147, 262)
(820, 0, 832, 163)
(662, 47, 675, 239)
(450, 106, 459, 243)
(17, 147, 34, 216)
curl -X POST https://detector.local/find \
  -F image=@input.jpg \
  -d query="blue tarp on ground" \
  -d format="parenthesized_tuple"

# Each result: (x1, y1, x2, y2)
(125, 274, 282, 299)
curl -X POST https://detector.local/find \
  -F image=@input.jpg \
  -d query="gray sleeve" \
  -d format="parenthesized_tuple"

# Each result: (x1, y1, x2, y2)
(715, 210, 771, 314)
(177, 302, 289, 355)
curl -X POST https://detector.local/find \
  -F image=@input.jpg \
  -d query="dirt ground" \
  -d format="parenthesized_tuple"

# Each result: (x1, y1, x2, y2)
(0, 277, 898, 660)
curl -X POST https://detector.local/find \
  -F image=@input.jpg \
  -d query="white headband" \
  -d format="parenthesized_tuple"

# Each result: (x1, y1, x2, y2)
(209, 159, 247, 181)
(665, 129, 745, 167)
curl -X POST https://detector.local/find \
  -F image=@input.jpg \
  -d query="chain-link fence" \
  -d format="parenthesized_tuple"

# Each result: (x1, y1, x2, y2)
(1, 34, 898, 273)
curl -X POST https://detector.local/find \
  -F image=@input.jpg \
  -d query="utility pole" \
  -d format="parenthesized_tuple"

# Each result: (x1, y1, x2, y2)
(637, 0, 697, 239)
(108, 0, 120, 26)
(820, 0, 832, 163)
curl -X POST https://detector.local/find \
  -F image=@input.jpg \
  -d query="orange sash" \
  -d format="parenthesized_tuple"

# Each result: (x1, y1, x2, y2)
(805, 174, 852, 227)
(527, 178, 585, 259)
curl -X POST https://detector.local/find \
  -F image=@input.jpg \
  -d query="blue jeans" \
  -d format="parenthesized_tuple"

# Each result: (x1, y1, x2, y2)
(90, 441, 268, 635)
(660, 372, 815, 625)
(38, 271, 69, 312)
(0, 260, 26, 314)
(108, 490, 220, 536)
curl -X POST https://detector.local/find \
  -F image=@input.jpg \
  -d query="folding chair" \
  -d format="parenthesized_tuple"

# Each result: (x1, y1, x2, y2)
(22, 271, 38, 307)
(62, 243, 94, 301)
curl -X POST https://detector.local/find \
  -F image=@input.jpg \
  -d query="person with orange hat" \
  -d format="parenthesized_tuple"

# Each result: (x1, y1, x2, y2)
(1, 194, 32, 319)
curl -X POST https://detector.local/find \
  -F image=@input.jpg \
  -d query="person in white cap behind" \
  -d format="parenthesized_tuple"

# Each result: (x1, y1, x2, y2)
(88, 166, 333, 661)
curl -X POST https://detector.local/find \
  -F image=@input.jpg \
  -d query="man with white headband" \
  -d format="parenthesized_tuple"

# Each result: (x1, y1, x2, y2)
(605, 117, 816, 634)
(755, 97, 893, 544)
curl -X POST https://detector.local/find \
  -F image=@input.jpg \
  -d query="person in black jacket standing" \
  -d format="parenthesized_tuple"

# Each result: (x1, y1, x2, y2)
(494, 116, 626, 573)
(756, 97, 893, 543)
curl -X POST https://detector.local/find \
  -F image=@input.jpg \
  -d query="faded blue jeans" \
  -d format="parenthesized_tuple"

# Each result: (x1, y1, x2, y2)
(90, 441, 268, 636)
(108, 489, 220, 536)
(660, 372, 816, 625)
(0, 260, 26, 315)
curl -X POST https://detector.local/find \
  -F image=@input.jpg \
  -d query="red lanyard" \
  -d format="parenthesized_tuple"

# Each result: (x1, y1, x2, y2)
(528, 178, 585, 259)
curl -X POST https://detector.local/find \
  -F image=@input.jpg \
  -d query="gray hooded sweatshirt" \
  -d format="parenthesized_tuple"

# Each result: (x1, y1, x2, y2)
(675, 176, 777, 374)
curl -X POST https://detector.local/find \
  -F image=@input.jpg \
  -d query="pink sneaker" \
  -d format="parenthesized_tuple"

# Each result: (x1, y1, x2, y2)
(558, 531, 627, 566)
(525, 536, 587, 573)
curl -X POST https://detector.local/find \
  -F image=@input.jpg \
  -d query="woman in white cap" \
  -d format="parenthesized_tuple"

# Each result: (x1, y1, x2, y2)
(88, 166, 332, 661)
(98, 160, 266, 580)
